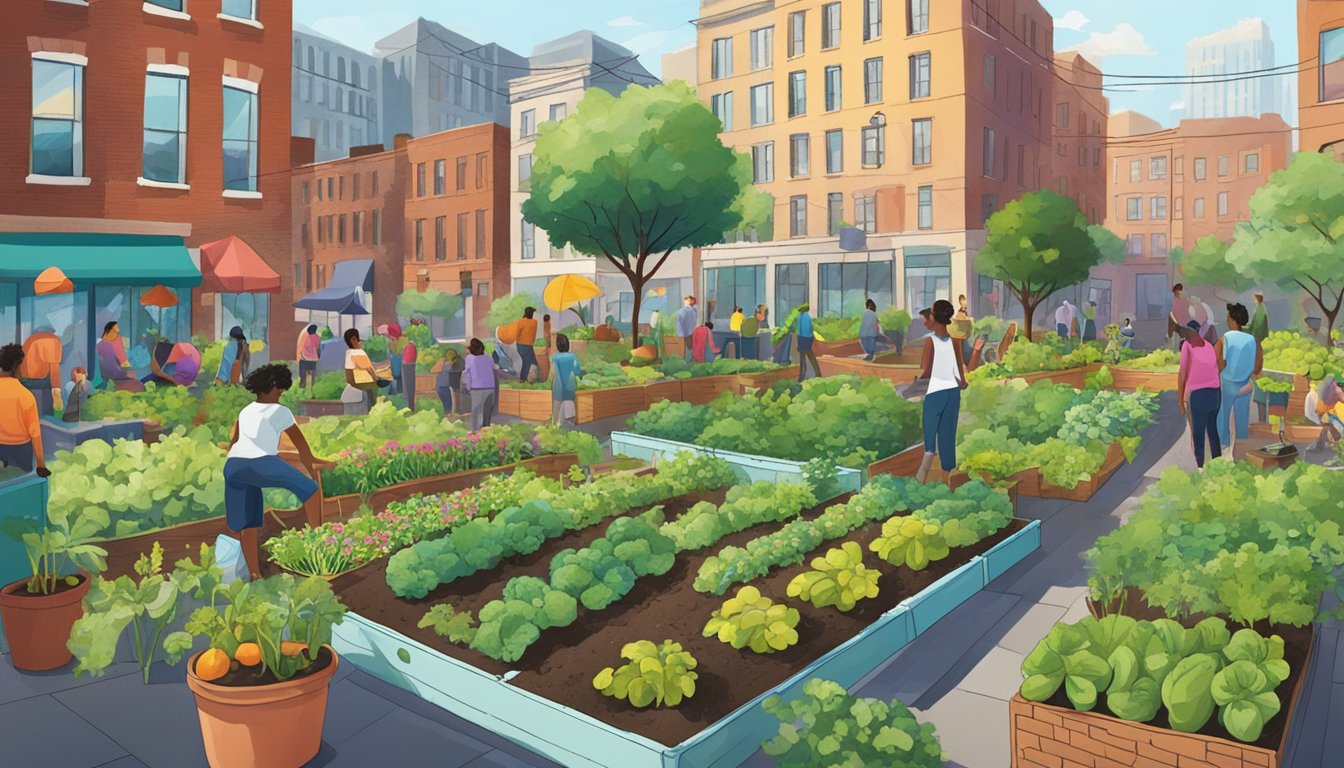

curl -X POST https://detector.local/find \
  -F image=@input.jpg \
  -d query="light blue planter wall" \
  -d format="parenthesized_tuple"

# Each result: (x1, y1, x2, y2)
(334, 519, 1042, 768)
(39, 418, 143, 460)
(608, 432, 862, 500)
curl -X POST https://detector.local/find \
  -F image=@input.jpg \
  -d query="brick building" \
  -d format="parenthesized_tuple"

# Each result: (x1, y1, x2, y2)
(0, 0, 293, 377)
(1050, 52, 1108, 226)
(1299, 0, 1344, 156)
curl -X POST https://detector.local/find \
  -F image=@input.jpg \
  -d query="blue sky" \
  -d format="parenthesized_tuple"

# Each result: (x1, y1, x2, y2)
(295, 0, 1299, 127)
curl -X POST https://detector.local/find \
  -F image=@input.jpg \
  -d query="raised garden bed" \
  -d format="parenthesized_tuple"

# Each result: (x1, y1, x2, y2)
(866, 444, 926, 480)
(1015, 441, 1127, 501)
(1109, 367, 1178, 392)
(496, 387, 554, 422)
(735, 367, 797, 394)
(1012, 364, 1098, 388)
(678, 375, 738, 406)
(643, 380, 681, 409)
(332, 493, 1041, 768)
(301, 399, 346, 418)
(811, 338, 863, 358)
(1249, 421, 1324, 443)
(39, 417, 143, 460)
(816, 355, 921, 388)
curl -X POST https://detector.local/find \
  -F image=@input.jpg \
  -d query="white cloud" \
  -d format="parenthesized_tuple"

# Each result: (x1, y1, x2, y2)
(307, 11, 418, 54)
(622, 30, 676, 56)
(1169, 99, 1187, 111)
(608, 16, 645, 28)
(1064, 23, 1157, 62)
(1054, 10, 1089, 32)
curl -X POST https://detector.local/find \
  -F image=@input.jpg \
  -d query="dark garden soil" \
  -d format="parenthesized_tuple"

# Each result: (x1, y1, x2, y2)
(207, 645, 335, 687)
(335, 490, 1025, 746)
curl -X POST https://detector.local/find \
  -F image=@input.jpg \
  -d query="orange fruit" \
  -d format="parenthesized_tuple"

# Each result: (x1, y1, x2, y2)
(195, 648, 230, 682)
(234, 642, 262, 667)
(280, 641, 309, 657)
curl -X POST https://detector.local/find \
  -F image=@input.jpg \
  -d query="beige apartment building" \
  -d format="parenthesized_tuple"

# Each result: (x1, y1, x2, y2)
(693, 0, 1057, 323)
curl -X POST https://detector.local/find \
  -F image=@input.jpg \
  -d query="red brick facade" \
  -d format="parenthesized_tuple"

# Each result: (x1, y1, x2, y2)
(1, 0, 295, 352)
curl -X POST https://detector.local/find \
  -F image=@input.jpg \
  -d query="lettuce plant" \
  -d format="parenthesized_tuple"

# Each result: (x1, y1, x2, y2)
(660, 481, 815, 552)
(1019, 621, 1113, 711)
(592, 640, 698, 709)
(762, 678, 942, 768)
(870, 517, 953, 571)
(702, 586, 800, 654)
(1210, 662, 1282, 742)
(470, 577, 577, 662)
(786, 542, 880, 612)
(1161, 653, 1220, 733)
(417, 604, 478, 645)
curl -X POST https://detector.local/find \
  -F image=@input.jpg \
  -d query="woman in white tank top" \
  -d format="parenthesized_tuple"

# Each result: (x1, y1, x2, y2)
(915, 300, 969, 482)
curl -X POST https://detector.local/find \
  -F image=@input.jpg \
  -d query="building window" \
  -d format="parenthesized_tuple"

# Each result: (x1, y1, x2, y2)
(750, 82, 774, 125)
(751, 141, 774, 183)
(549, 103, 567, 122)
(1218, 191, 1229, 217)
(146, 0, 184, 11)
(433, 159, 446, 195)
(327, 177, 334, 200)
(1150, 196, 1167, 219)
(1129, 159, 1141, 183)
(912, 118, 932, 165)
(827, 192, 843, 235)
(825, 129, 843, 174)
(864, 0, 882, 40)
(1018, 145, 1025, 186)
(711, 37, 733, 79)
(1193, 197, 1205, 219)
(982, 127, 996, 178)
(518, 154, 532, 189)
(983, 55, 996, 99)
(711, 92, 734, 130)
(1193, 157, 1207, 181)
(1092, 147, 1101, 167)
(774, 263, 808, 322)
(475, 210, 486, 258)
(1149, 156, 1167, 180)
(1126, 197, 1142, 221)
(315, 217, 323, 245)
(432, 216, 445, 261)
(824, 65, 842, 111)
(475, 154, 486, 188)
(416, 163, 425, 197)
(372, 170, 380, 194)
(902, 53, 930, 102)
(456, 157, 467, 190)
(352, 173, 361, 201)
(1151, 233, 1168, 259)
(821, 3, 841, 49)
(456, 212, 469, 260)
(222, 84, 258, 191)
(1055, 102, 1070, 129)
(788, 12, 806, 57)
(414, 219, 424, 261)
(221, 0, 255, 20)
(300, 181, 310, 204)
(749, 27, 773, 70)
(788, 71, 806, 117)
(862, 125, 885, 166)
(820, 260, 893, 317)
(707, 265, 765, 324)
(917, 185, 933, 229)
(864, 57, 883, 103)
(908, 0, 929, 35)
(353, 211, 363, 243)
(1127, 235, 1143, 258)
(1321, 28, 1344, 101)
(142, 72, 187, 184)
(521, 220, 535, 260)
(520, 108, 536, 138)
(338, 175, 345, 200)
(1244, 152, 1259, 173)
(905, 248, 950, 312)
(789, 195, 807, 237)
(1059, 177, 1068, 196)
(854, 193, 876, 232)
(790, 133, 809, 178)
(1218, 155, 1229, 177)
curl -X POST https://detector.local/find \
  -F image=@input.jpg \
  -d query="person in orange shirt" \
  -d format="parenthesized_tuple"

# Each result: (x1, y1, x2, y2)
(19, 327, 63, 416)
(0, 344, 49, 476)
(516, 306, 540, 382)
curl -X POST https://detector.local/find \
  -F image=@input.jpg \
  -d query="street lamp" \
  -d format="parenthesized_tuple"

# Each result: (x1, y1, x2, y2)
(869, 111, 886, 127)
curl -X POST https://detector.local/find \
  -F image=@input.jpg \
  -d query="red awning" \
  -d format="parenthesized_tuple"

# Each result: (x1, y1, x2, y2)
(198, 235, 280, 294)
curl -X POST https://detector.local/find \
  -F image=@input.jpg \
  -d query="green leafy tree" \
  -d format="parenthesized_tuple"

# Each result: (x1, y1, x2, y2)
(1227, 152, 1344, 346)
(1088, 225, 1126, 266)
(485, 291, 541, 332)
(522, 81, 773, 347)
(975, 191, 1104, 340)
(396, 289, 463, 326)
(1172, 236, 1254, 302)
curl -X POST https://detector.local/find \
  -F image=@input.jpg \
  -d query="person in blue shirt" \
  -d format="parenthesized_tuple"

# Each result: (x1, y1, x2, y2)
(1215, 303, 1262, 452)
(548, 333, 584, 425)
(215, 326, 250, 385)
(675, 296, 698, 361)
(796, 304, 820, 381)
(1119, 318, 1136, 348)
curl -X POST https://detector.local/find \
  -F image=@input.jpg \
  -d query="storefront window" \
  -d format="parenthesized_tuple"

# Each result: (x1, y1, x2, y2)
(903, 247, 951, 313)
(0, 284, 17, 346)
(774, 263, 808, 324)
(705, 265, 764, 324)
(219, 293, 270, 351)
(20, 289, 91, 385)
(818, 259, 893, 317)
(94, 285, 191, 377)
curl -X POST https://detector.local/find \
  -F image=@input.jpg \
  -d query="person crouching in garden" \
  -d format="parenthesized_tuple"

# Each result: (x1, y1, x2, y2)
(225, 364, 325, 581)
(915, 301, 968, 483)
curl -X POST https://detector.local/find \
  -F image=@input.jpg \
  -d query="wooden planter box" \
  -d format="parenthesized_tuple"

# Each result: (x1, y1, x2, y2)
(1016, 441, 1126, 502)
(643, 380, 681, 409)
(416, 373, 440, 398)
(1013, 365, 1098, 388)
(1110, 367, 1178, 392)
(1249, 422, 1324, 443)
(662, 336, 686, 358)
(817, 355, 922, 387)
(577, 385, 647, 423)
(301, 399, 346, 418)
(679, 375, 738, 405)
(812, 338, 863, 357)
(495, 387, 552, 422)
(735, 367, 796, 394)
(867, 444, 926, 478)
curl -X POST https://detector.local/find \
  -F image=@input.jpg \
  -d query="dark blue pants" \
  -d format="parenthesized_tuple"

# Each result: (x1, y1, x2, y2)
(1187, 387, 1222, 468)
(223, 455, 319, 531)
(741, 336, 759, 360)
(518, 345, 539, 382)
(923, 387, 961, 471)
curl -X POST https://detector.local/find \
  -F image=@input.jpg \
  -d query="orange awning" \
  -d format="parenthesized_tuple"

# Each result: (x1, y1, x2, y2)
(199, 235, 280, 294)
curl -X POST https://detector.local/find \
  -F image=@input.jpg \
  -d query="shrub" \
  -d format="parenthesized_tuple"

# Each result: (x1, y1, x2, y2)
(786, 542, 880, 612)
(763, 678, 943, 768)
(592, 640, 698, 708)
(703, 586, 799, 654)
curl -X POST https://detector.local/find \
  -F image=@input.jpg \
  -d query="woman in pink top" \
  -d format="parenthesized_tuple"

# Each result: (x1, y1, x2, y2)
(1176, 324, 1222, 467)
(296, 324, 321, 389)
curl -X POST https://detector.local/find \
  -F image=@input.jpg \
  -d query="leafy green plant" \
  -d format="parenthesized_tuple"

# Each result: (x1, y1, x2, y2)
(2, 499, 109, 595)
(592, 640, 698, 709)
(879, 307, 914, 336)
(1254, 375, 1294, 394)
(869, 517, 954, 571)
(1118, 348, 1179, 371)
(762, 678, 943, 768)
(786, 542, 880, 612)
(702, 586, 800, 654)
(68, 543, 220, 683)
(1019, 620, 1114, 711)
(1261, 330, 1344, 381)
(469, 577, 577, 662)
(1161, 653, 1220, 733)
(533, 424, 602, 467)
(1210, 662, 1282, 742)
(417, 604, 478, 644)
(660, 481, 815, 552)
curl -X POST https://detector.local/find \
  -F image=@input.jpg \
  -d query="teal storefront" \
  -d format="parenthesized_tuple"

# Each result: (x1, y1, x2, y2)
(0, 233, 201, 383)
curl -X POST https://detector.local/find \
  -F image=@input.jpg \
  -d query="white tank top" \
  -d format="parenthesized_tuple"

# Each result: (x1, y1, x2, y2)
(928, 335, 961, 393)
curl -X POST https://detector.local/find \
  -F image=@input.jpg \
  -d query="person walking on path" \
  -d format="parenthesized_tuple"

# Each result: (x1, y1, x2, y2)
(1215, 303, 1262, 452)
(914, 301, 968, 483)
(0, 344, 49, 476)
(516, 307, 540, 383)
(19, 327, 63, 416)
(1249, 293, 1270, 345)
(796, 304, 821, 381)
(691, 321, 720, 364)
(1054, 301, 1075, 341)
(548, 333, 584, 426)
(463, 338, 499, 431)
(95, 321, 140, 392)
(860, 299, 883, 361)
(1177, 324, 1222, 468)
(675, 296, 698, 361)
(1081, 301, 1098, 342)
(215, 326, 251, 385)
(224, 364, 325, 581)
(725, 307, 744, 359)
(296, 324, 321, 389)
(740, 305, 766, 361)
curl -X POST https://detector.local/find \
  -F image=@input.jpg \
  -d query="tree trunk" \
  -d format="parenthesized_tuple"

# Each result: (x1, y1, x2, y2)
(1018, 291, 1038, 341)
(629, 273, 646, 350)
(1325, 306, 1339, 350)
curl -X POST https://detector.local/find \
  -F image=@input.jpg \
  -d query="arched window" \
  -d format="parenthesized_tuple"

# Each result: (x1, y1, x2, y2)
(338, 57, 346, 83)
(307, 47, 315, 72)
(351, 66, 361, 89)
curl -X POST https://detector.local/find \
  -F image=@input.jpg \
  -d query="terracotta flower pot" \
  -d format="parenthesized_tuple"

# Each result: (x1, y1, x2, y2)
(186, 646, 339, 768)
(0, 572, 90, 671)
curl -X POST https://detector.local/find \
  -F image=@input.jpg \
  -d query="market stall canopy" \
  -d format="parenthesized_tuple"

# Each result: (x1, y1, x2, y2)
(292, 258, 373, 315)
(33, 266, 73, 295)
(543, 274, 601, 312)
(198, 235, 280, 294)
(0, 233, 199, 287)
(139, 284, 179, 308)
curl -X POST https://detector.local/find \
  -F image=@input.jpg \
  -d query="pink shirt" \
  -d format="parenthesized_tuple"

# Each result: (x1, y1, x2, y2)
(1180, 340, 1220, 392)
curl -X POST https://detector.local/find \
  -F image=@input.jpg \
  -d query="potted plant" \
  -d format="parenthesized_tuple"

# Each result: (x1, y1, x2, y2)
(0, 504, 109, 671)
(183, 573, 347, 768)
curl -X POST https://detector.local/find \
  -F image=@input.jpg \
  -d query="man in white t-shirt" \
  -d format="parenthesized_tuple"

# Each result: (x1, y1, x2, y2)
(225, 363, 326, 580)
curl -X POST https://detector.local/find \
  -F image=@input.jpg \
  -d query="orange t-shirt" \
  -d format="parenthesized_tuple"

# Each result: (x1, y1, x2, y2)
(19, 333, 62, 381)
(0, 378, 43, 453)
(516, 317, 538, 345)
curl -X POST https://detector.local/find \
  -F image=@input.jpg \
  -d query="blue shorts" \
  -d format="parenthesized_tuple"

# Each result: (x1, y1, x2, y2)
(223, 455, 319, 531)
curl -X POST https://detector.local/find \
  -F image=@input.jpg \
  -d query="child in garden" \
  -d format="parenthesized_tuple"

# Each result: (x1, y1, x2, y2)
(225, 363, 325, 580)
(914, 301, 968, 483)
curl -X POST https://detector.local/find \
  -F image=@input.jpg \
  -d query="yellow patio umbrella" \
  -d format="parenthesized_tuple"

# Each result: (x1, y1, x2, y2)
(543, 274, 602, 313)
(34, 267, 74, 295)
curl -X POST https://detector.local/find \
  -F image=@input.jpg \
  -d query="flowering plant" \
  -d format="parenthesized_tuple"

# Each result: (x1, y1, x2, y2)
(321, 427, 531, 498)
